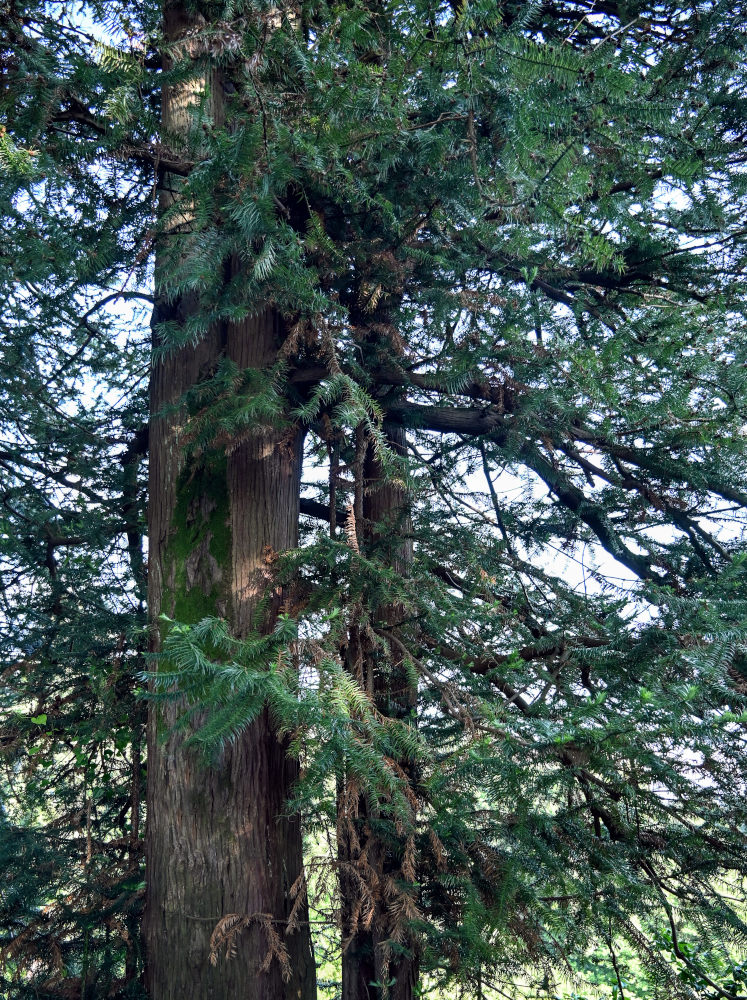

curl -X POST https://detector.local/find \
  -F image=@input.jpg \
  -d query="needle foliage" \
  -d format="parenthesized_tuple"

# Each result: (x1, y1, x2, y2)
(2, 0, 747, 997)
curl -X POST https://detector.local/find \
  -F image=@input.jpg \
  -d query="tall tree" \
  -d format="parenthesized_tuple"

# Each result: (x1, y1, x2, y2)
(337, 419, 419, 1000)
(142, 3, 315, 999)
(2, 2, 747, 1000)
(0, 4, 152, 994)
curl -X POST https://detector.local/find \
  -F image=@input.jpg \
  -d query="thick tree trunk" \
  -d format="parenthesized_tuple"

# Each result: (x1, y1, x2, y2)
(340, 424, 418, 1000)
(143, 5, 316, 998)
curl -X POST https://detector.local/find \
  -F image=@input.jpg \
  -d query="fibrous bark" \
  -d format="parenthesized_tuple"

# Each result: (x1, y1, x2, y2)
(143, 5, 316, 998)
(339, 423, 418, 1000)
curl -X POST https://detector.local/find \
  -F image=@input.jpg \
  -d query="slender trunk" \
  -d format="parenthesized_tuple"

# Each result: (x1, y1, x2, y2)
(143, 5, 316, 998)
(340, 424, 418, 1000)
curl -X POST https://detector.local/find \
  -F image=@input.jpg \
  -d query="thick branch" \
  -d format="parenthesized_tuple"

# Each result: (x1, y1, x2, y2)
(386, 401, 511, 438)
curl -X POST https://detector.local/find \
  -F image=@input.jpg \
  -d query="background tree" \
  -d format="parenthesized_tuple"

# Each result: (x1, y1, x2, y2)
(0, 3, 151, 990)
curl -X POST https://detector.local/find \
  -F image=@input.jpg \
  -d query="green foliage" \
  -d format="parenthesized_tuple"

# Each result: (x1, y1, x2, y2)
(2, 0, 747, 997)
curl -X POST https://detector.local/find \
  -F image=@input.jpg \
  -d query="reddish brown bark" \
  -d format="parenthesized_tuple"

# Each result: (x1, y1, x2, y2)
(144, 302, 316, 1000)
(339, 424, 418, 1000)
(143, 6, 316, 998)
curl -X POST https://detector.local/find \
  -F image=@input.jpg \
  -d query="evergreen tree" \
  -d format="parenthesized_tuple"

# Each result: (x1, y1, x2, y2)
(1, 6, 152, 994)
(2, 1, 747, 999)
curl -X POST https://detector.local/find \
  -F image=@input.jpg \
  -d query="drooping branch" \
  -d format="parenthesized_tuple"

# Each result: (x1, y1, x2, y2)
(49, 102, 196, 176)
(518, 445, 662, 581)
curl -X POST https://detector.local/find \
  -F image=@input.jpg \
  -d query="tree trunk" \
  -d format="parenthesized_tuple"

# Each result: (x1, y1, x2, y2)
(340, 424, 418, 1000)
(143, 5, 316, 998)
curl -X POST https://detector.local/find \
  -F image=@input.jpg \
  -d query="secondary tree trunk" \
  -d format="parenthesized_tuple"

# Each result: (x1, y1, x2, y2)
(339, 423, 418, 1000)
(143, 5, 316, 998)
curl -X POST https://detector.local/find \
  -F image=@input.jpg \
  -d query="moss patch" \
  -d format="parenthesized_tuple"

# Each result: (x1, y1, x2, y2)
(162, 455, 232, 628)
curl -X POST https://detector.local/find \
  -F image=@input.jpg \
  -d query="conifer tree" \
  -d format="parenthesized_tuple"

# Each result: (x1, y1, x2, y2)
(1, 5, 153, 994)
(142, 7, 316, 1000)
(2, 2, 747, 1000)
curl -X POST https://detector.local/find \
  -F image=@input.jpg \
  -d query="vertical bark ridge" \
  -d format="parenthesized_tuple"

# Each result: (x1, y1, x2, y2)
(144, 305, 316, 1000)
(340, 423, 419, 1000)
(144, 6, 316, 998)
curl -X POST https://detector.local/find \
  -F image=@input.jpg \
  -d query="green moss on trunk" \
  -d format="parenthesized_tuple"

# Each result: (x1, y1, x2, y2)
(162, 457, 232, 626)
